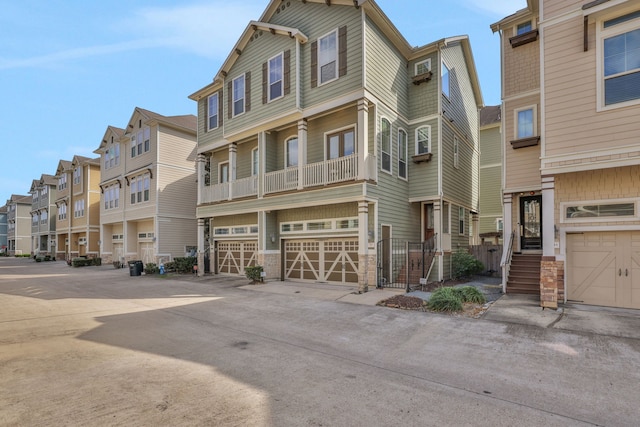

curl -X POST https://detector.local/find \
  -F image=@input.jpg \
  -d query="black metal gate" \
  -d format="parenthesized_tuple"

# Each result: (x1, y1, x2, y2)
(377, 236, 437, 291)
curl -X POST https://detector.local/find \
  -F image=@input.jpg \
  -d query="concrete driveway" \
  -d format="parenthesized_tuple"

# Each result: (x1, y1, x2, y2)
(1, 257, 639, 426)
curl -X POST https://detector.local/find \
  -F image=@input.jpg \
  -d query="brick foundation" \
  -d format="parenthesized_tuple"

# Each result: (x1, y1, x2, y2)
(540, 257, 564, 309)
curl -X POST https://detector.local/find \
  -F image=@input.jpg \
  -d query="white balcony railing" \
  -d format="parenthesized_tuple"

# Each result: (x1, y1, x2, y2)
(201, 154, 376, 203)
(264, 167, 299, 194)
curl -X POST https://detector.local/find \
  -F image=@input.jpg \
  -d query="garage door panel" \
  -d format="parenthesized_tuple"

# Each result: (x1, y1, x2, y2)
(218, 241, 256, 275)
(568, 232, 639, 310)
(285, 239, 358, 284)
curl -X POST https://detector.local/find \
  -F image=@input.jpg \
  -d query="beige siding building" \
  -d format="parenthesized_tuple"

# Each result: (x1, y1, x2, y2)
(53, 156, 101, 261)
(93, 108, 197, 266)
(190, 0, 483, 288)
(5, 194, 32, 255)
(493, 0, 640, 309)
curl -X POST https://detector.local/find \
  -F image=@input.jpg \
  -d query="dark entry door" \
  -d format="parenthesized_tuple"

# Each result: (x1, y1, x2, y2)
(520, 195, 542, 250)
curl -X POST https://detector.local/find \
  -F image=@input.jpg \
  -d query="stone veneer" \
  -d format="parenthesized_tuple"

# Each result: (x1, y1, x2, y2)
(258, 252, 281, 280)
(540, 257, 564, 309)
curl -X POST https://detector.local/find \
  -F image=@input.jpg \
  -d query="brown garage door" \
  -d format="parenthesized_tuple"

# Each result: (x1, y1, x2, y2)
(217, 241, 257, 275)
(285, 239, 358, 284)
(567, 232, 640, 309)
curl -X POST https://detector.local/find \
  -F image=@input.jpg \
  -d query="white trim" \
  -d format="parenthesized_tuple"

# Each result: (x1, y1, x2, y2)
(232, 74, 246, 118)
(284, 135, 298, 168)
(514, 18, 535, 36)
(502, 89, 541, 103)
(317, 28, 339, 87)
(560, 197, 639, 224)
(596, 9, 640, 111)
(441, 60, 451, 100)
(407, 113, 439, 126)
(513, 104, 538, 139)
(397, 127, 408, 181)
(414, 125, 431, 155)
(218, 161, 229, 184)
(267, 51, 284, 103)
(414, 58, 432, 76)
(453, 136, 460, 169)
(323, 123, 358, 159)
(379, 116, 392, 175)
(207, 92, 219, 131)
(480, 162, 502, 169)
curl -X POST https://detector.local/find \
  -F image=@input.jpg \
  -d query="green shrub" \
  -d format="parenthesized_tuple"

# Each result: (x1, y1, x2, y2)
(35, 256, 44, 262)
(428, 287, 463, 312)
(93, 257, 102, 266)
(452, 251, 484, 279)
(44, 255, 51, 261)
(173, 257, 197, 274)
(245, 265, 264, 282)
(72, 257, 93, 267)
(145, 263, 159, 275)
(427, 286, 486, 312)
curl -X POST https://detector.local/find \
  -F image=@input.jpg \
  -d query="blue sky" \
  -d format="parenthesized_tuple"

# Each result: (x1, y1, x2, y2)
(0, 0, 524, 204)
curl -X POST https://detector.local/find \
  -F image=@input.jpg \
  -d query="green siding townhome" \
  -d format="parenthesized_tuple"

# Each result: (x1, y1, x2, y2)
(190, 0, 483, 289)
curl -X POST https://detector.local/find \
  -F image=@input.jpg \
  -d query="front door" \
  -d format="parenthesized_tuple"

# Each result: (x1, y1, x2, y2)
(424, 204, 435, 241)
(520, 196, 542, 250)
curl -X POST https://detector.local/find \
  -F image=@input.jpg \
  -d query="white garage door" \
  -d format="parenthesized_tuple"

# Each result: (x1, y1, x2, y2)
(217, 241, 257, 275)
(567, 232, 640, 309)
(285, 239, 359, 284)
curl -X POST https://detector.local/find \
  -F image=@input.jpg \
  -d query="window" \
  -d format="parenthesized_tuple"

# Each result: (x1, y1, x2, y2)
(517, 21, 532, 35)
(32, 214, 38, 224)
(58, 174, 67, 190)
(496, 218, 504, 232)
(269, 53, 283, 101)
(442, 62, 450, 98)
(233, 74, 245, 117)
(516, 107, 535, 139)
(459, 206, 465, 235)
(318, 30, 338, 85)
(380, 118, 391, 173)
(415, 59, 431, 76)
(42, 186, 48, 195)
(398, 129, 407, 179)
(453, 136, 460, 169)
(416, 126, 431, 154)
(73, 167, 81, 185)
(74, 199, 85, 218)
(219, 162, 229, 184)
(601, 11, 640, 106)
(40, 210, 47, 224)
(58, 203, 67, 220)
(286, 137, 298, 168)
(566, 202, 635, 219)
(104, 184, 120, 210)
(130, 174, 150, 204)
(131, 128, 150, 157)
(252, 148, 259, 176)
(208, 93, 219, 130)
(106, 143, 120, 169)
(326, 128, 355, 159)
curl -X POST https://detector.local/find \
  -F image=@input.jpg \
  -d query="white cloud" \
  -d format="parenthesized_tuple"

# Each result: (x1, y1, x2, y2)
(0, 2, 263, 70)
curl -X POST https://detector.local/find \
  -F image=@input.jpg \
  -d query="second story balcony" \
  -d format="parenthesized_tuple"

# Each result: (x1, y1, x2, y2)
(201, 154, 377, 204)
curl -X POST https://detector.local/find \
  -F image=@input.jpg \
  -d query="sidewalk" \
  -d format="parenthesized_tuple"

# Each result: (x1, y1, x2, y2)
(241, 279, 640, 340)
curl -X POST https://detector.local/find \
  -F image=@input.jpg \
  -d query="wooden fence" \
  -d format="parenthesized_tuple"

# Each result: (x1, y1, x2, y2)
(469, 245, 503, 278)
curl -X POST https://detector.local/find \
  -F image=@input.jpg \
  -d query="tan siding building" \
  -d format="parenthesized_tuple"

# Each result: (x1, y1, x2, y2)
(94, 108, 197, 266)
(493, 0, 640, 310)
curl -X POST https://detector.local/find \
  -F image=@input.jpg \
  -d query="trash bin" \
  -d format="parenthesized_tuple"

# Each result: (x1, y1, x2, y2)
(135, 260, 143, 275)
(128, 260, 142, 276)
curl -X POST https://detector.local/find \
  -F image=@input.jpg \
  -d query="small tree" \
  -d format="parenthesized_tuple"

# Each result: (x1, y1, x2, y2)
(452, 251, 484, 279)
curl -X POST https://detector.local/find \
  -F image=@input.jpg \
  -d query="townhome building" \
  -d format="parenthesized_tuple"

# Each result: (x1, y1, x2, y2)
(54, 156, 101, 261)
(93, 108, 198, 266)
(0, 204, 9, 254)
(478, 105, 503, 244)
(29, 174, 58, 257)
(189, 0, 483, 291)
(5, 194, 32, 255)
(492, 0, 640, 309)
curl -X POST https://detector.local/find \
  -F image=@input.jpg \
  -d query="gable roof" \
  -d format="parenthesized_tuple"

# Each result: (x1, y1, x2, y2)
(94, 126, 125, 154)
(124, 107, 197, 134)
(490, 0, 539, 32)
(480, 105, 501, 127)
(55, 159, 73, 176)
(7, 194, 32, 205)
(190, 0, 483, 107)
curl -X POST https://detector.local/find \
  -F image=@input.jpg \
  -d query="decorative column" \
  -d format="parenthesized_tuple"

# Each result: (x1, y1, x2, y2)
(501, 193, 512, 294)
(540, 176, 558, 308)
(196, 153, 206, 205)
(357, 98, 370, 181)
(358, 201, 369, 293)
(297, 119, 307, 190)
(228, 143, 237, 201)
(197, 218, 205, 277)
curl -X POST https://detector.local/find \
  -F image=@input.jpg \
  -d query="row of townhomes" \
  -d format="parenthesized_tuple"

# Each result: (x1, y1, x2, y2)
(188, 0, 483, 291)
(492, 0, 640, 310)
(5, 0, 636, 314)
